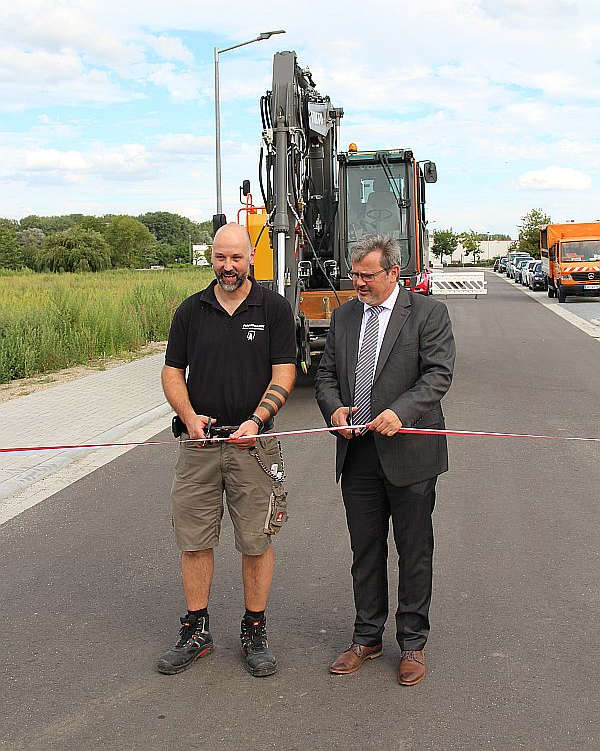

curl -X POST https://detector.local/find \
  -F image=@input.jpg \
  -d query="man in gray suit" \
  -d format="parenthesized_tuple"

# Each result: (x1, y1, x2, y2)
(315, 234, 455, 685)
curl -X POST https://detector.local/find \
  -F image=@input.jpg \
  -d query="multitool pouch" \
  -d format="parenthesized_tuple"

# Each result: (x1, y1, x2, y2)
(250, 438, 288, 536)
(264, 482, 288, 535)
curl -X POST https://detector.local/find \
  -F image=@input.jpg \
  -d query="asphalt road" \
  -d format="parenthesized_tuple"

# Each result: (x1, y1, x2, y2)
(500, 270, 600, 323)
(1, 272, 599, 751)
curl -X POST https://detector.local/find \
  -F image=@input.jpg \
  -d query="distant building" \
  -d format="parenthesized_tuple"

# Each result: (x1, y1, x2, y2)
(449, 239, 513, 264)
(192, 244, 210, 266)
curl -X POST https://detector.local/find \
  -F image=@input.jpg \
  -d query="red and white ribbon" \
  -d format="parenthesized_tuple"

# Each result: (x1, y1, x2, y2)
(1, 424, 599, 455)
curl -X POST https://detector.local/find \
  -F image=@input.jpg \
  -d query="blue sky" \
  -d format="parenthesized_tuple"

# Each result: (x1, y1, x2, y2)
(2, 0, 600, 237)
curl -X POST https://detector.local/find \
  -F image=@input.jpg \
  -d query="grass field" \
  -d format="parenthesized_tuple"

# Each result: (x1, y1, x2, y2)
(0, 268, 213, 383)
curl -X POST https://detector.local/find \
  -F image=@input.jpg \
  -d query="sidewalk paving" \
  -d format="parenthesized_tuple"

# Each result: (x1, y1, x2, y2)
(0, 354, 172, 513)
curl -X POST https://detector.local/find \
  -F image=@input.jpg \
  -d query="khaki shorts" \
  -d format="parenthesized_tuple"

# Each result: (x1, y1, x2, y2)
(170, 435, 285, 555)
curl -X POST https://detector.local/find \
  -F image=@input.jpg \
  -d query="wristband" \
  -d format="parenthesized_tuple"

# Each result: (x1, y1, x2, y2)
(249, 414, 264, 433)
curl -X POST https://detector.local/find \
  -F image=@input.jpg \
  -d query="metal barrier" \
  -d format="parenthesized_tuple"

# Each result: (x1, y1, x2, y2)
(431, 271, 487, 296)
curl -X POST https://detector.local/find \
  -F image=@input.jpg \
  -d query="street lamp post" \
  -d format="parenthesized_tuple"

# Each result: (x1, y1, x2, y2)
(214, 30, 285, 218)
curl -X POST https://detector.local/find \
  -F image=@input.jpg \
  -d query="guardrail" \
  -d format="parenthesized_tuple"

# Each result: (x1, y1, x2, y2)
(431, 271, 487, 296)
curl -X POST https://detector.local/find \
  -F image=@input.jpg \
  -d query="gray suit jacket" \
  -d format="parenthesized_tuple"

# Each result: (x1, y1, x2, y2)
(315, 287, 456, 486)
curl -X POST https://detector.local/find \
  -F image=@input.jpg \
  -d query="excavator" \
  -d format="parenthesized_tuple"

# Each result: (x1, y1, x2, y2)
(214, 50, 438, 371)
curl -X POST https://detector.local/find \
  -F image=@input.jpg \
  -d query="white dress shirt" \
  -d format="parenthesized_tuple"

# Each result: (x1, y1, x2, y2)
(357, 284, 400, 365)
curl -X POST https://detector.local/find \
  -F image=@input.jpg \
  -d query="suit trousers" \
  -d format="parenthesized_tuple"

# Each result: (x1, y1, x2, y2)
(340, 433, 437, 651)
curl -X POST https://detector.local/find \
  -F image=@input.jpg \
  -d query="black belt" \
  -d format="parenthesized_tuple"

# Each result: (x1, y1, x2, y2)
(171, 416, 238, 438)
(171, 416, 272, 439)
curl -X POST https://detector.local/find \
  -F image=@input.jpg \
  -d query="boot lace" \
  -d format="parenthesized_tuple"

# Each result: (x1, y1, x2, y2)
(241, 620, 268, 652)
(176, 616, 207, 648)
(402, 650, 424, 664)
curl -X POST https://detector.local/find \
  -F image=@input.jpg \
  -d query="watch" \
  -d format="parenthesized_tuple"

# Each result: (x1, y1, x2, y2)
(249, 414, 264, 433)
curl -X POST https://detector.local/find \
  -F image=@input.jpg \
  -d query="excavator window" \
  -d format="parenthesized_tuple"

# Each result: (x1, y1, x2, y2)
(345, 162, 410, 268)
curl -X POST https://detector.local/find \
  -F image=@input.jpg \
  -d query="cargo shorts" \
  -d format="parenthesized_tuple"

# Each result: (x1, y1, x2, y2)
(170, 435, 287, 555)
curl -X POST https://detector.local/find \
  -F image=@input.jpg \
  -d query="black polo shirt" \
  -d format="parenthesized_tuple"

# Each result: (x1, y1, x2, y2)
(165, 277, 296, 426)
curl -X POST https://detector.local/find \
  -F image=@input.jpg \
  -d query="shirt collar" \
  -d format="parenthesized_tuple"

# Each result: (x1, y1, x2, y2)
(363, 283, 400, 315)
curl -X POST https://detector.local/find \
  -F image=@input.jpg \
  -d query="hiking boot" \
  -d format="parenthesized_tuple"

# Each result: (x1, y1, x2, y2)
(240, 615, 277, 677)
(156, 614, 214, 675)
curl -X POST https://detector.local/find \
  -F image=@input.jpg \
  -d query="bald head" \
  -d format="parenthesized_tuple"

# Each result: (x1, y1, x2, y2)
(212, 223, 254, 293)
(213, 223, 252, 254)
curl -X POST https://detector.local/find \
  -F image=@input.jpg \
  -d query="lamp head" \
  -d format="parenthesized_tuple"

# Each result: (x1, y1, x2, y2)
(257, 29, 286, 40)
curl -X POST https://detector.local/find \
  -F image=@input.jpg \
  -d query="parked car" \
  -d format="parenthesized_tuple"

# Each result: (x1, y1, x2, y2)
(413, 267, 433, 295)
(507, 253, 531, 278)
(521, 259, 539, 287)
(497, 257, 508, 273)
(528, 262, 547, 291)
(514, 258, 532, 283)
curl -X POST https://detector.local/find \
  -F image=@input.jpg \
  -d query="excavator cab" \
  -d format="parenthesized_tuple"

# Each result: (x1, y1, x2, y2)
(339, 148, 433, 289)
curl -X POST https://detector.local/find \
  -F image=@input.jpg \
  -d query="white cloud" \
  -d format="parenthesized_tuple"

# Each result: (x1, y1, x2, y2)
(146, 63, 202, 100)
(14, 144, 154, 181)
(145, 34, 194, 63)
(24, 149, 89, 171)
(0, 47, 82, 84)
(155, 134, 212, 155)
(0, 5, 142, 67)
(518, 166, 592, 191)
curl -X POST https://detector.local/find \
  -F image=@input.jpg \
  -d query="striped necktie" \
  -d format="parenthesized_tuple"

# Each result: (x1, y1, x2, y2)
(353, 305, 384, 433)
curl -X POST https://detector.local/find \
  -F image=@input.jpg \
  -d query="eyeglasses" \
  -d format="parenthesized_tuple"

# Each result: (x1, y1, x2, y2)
(348, 269, 387, 282)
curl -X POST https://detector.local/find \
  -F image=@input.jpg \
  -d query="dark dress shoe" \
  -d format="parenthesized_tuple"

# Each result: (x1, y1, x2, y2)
(397, 649, 426, 685)
(329, 643, 383, 674)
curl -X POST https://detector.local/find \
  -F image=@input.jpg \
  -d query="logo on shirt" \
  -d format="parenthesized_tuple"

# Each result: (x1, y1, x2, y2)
(242, 323, 264, 342)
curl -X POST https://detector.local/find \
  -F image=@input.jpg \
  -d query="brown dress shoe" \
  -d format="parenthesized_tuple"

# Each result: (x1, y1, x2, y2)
(397, 649, 426, 685)
(329, 643, 383, 674)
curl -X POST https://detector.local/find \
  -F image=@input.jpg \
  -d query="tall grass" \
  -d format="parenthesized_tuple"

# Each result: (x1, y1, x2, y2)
(0, 268, 213, 383)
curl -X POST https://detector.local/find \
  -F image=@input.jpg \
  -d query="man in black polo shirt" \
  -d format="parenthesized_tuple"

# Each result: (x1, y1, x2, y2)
(157, 223, 296, 678)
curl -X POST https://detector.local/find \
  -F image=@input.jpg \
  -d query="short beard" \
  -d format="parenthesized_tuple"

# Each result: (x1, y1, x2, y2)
(216, 269, 248, 292)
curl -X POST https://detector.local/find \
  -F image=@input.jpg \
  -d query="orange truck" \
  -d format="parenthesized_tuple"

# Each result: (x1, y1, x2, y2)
(540, 222, 600, 303)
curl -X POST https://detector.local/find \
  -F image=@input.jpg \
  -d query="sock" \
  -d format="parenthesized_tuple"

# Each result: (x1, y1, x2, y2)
(244, 609, 265, 622)
(187, 608, 208, 620)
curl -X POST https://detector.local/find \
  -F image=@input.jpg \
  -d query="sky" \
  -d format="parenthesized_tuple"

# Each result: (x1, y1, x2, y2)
(2, 0, 600, 238)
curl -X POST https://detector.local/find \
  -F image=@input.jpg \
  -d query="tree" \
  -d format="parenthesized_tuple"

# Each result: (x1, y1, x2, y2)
(16, 227, 45, 269)
(196, 219, 214, 243)
(37, 227, 111, 272)
(138, 212, 213, 261)
(138, 211, 190, 247)
(106, 215, 155, 268)
(517, 208, 551, 258)
(0, 224, 21, 269)
(472, 233, 511, 241)
(19, 214, 84, 234)
(142, 240, 180, 268)
(460, 230, 483, 264)
(431, 229, 459, 265)
(79, 215, 110, 235)
(0, 218, 19, 231)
